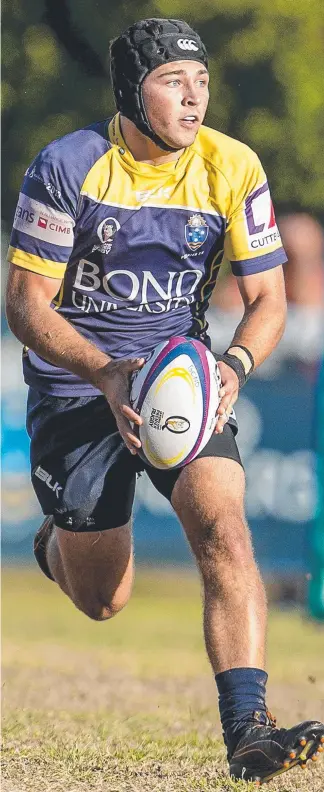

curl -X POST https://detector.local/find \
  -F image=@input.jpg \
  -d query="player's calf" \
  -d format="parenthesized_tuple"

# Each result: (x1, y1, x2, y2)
(172, 456, 267, 676)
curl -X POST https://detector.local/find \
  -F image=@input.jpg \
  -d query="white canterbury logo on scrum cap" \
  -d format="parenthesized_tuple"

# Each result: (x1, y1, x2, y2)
(177, 39, 199, 51)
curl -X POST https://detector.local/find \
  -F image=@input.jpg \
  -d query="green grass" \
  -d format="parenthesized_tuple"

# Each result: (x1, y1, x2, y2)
(2, 567, 324, 791)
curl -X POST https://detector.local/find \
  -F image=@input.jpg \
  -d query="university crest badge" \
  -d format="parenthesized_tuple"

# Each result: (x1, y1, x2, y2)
(185, 214, 208, 251)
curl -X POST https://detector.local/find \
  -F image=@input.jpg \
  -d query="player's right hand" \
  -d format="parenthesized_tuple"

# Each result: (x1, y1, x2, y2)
(101, 358, 145, 454)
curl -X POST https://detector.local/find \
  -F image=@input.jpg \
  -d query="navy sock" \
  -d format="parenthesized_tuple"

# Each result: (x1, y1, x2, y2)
(215, 667, 268, 751)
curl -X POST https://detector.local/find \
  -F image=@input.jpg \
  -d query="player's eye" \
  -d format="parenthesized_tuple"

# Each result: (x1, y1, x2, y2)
(167, 79, 181, 87)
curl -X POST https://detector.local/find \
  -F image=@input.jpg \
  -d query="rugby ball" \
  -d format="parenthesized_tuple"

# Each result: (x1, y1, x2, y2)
(130, 336, 221, 469)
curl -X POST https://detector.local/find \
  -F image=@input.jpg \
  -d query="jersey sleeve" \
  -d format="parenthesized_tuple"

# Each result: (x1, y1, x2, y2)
(224, 151, 287, 276)
(7, 148, 76, 279)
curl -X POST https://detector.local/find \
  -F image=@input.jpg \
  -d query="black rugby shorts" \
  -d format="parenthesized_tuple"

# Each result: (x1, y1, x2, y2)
(27, 389, 242, 532)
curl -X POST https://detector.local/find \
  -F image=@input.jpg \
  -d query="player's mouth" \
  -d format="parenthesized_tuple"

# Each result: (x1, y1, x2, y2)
(179, 115, 199, 128)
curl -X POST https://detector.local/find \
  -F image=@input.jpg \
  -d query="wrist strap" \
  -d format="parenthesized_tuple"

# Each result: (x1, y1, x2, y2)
(226, 344, 255, 373)
(213, 352, 248, 389)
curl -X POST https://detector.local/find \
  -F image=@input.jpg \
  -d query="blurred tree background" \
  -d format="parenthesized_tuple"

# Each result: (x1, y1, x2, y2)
(2, 0, 324, 227)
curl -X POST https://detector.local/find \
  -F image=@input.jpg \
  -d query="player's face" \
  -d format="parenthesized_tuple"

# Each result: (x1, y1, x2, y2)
(142, 61, 209, 150)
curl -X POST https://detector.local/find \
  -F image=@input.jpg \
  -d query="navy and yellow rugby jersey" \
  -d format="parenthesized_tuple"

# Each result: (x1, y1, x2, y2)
(8, 113, 286, 395)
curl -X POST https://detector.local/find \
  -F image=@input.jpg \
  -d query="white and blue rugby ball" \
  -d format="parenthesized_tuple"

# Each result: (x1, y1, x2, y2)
(130, 336, 221, 469)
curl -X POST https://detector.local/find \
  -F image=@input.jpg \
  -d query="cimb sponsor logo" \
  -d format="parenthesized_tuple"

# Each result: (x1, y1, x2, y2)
(15, 204, 71, 235)
(177, 38, 199, 51)
(37, 215, 71, 234)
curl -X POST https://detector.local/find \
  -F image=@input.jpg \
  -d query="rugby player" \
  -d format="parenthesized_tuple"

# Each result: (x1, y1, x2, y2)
(6, 18, 324, 784)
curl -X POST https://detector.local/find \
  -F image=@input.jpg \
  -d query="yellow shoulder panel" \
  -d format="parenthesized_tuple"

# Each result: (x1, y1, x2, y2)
(193, 125, 264, 218)
(81, 149, 139, 208)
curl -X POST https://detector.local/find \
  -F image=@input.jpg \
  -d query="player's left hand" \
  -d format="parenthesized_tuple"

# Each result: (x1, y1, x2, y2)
(215, 361, 239, 434)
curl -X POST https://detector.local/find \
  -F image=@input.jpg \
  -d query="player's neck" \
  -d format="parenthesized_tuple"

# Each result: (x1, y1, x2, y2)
(120, 116, 184, 165)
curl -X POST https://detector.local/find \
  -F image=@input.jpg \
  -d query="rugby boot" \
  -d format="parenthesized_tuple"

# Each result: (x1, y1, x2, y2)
(228, 710, 324, 785)
(33, 515, 55, 581)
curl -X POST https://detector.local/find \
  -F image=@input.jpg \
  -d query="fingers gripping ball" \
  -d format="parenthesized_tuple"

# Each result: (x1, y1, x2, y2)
(130, 336, 221, 469)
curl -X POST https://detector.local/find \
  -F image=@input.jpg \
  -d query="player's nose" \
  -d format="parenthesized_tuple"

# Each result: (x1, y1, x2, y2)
(181, 78, 201, 107)
(182, 91, 201, 108)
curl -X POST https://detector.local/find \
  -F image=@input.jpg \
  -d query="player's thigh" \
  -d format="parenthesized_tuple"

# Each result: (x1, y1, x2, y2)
(55, 521, 134, 613)
(171, 454, 248, 564)
(171, 453, 245, 521)
(166, 425, 246, 556)
(146, 423, 244, 526)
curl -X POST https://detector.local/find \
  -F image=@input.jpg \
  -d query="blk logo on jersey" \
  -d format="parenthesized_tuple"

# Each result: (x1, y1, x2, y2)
(245, 182, 281, 250)
(185, 214, 209, 251)
(92, 216, 120, 254)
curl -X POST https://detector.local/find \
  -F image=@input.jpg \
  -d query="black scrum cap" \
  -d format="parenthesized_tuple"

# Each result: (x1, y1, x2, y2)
(110, 18, 208, 151)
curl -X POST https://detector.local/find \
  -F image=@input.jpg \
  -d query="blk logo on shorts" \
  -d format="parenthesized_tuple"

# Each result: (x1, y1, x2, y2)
(34, 465, 62, 498)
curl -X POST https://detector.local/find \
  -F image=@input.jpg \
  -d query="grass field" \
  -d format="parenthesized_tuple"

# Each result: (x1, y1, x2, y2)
(2, 566, 324, 792)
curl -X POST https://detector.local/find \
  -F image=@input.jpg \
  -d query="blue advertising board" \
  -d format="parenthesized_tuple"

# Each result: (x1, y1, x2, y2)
(1, 331, 317, 574)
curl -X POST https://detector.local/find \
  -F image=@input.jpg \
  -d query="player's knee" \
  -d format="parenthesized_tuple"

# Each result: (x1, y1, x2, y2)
(86, 603, 122, 622)
(199, 506, 252, 569)
(74, 590, 131, 621)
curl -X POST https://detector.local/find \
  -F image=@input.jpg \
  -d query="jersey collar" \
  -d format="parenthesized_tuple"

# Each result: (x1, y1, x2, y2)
(108, 113, 191, 177)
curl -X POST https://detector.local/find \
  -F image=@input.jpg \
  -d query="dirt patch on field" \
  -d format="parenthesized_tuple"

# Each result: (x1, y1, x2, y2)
(3, 652, 324, 792)
(2, 570, 324, 791)
(3, 644, 324, 725)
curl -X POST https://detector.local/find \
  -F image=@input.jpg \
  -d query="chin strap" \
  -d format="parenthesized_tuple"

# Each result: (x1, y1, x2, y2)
(133, 87, 181, 152)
